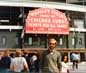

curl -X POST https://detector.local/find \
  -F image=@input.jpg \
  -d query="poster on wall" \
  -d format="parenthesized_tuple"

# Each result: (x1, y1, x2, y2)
(25, 8, 69, 34)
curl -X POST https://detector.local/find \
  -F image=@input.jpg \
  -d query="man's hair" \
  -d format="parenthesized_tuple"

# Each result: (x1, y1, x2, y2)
(15, 49, 22, 57)
(48, 38, 57, 44)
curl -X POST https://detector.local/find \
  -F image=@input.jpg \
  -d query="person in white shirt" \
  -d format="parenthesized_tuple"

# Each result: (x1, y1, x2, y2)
(61, 55, 70, 73)
(10, 49, 29, 73)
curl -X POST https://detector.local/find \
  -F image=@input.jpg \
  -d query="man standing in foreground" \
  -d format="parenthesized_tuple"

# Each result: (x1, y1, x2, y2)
(40, 38, 62, 73)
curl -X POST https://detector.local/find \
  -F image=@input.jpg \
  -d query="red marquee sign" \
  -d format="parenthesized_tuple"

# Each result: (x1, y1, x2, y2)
(25, 8, 69, 34)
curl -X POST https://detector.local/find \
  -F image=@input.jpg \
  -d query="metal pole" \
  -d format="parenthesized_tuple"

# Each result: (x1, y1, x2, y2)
(83, 0, 84, 6)
(20, 7, 24, 49)
(22, 7, 25, 48)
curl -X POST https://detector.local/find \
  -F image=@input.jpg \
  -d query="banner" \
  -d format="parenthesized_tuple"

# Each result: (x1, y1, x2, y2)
(25, 8, 69, 34)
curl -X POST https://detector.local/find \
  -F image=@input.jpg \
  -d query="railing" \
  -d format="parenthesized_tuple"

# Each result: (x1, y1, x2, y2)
(0, 48, 86, 61)
(0, 48, 86, 52)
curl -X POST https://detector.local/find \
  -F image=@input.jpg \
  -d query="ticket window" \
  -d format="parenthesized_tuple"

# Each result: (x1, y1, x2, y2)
(69, 32, 85, 49)
(58, 36, 67, 48)
(24, 34, 46, 48)
(59, 38, 63, 45)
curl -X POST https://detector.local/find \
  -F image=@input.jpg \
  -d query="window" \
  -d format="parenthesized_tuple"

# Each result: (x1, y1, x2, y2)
(15, 37, 19, 45)
(28, 37, 32, 45)
(1, 36, 7, 46)
(59, 38, 63, 45)
(24, 34, 46, 48)
(74, 19, 84, 28)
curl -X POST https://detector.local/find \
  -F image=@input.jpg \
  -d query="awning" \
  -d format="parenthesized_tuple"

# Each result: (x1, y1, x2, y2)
(25, 8, 69, 34)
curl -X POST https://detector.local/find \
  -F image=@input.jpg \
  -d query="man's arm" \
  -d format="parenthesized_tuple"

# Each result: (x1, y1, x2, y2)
(57, 52, 62, 72)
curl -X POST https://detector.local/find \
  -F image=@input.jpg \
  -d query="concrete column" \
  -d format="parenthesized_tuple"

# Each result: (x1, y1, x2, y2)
(68, 52, 71, 62)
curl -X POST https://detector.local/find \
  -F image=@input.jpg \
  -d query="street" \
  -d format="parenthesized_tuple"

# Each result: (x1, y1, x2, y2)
(70, 62, 86, 73)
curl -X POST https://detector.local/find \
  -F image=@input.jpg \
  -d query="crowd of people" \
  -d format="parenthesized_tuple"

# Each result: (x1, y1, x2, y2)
(0, 38, 80, 73)
(0, 50, 40, 73)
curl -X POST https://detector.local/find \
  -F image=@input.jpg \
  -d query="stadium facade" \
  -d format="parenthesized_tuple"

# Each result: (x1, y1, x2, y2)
(0, 0, 86, 50)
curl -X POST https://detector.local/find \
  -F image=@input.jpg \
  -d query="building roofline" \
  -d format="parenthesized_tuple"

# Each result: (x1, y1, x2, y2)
(0, 1, 86, 12)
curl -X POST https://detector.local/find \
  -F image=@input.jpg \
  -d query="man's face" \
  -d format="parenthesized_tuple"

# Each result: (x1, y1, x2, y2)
(4, 51, 10, 56)
(49, 39, 57, 50)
